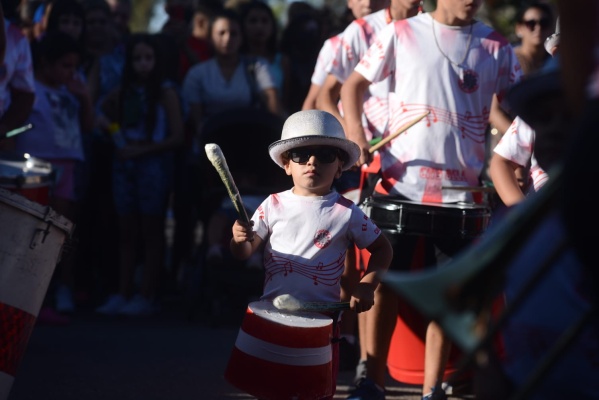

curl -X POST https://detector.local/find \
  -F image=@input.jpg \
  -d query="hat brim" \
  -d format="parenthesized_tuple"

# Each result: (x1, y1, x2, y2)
(269, 135, 361, 170)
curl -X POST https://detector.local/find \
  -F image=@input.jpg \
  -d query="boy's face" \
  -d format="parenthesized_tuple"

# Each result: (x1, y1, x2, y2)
(283, 146, 344, 196)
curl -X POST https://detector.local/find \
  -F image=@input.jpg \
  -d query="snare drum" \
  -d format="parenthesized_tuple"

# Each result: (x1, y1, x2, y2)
(362, 196, 491, 238)
(0, 151, 54, 205)
(225, 301, 334, 400)
(0, 188, 73, 399)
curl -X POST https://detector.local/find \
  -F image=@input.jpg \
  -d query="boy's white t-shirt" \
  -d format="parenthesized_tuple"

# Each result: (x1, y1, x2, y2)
(493, 116, 548, 193)
(355, 13, 521, 203)
(252, 189, 381, 304)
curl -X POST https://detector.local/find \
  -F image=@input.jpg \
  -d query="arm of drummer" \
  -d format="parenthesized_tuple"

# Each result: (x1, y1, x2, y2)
(230, 219, 263, 261)
(350, 233, 393, 313)
(488, 95, 512, 135)
(489, 153, 526, 207)
(316, 74, 344, 126)
(339, 70, 373, 166)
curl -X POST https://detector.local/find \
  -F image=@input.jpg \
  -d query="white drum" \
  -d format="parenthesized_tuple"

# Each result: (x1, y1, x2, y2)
(0, 188, 73, 400)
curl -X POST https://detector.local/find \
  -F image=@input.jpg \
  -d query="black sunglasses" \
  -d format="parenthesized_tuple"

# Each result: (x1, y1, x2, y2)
(523, 18, 551, 31)
(288, 147, 341, 164)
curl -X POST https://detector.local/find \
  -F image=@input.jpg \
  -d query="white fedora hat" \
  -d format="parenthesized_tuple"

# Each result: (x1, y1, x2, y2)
(268, 110, 360, 171)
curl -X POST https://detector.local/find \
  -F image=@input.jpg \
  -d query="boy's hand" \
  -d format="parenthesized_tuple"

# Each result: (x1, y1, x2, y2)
(232, 219, 254, 244)
(350, 282, 376, 313)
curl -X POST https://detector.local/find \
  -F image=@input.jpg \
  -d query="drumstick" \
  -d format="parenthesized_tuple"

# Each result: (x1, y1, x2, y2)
(369, 111, 430, 153)
(205, 143, 251, 223)
(273, 294, 350, 312)
(0, 123, 33, 140)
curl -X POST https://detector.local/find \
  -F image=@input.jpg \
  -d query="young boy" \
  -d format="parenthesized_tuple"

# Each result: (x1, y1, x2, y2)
(229, 109, 393, 398)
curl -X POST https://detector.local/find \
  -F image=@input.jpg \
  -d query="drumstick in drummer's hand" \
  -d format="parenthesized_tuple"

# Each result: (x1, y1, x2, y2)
(205, 143, 251, 223)
(369, 111, 430, 153)
(0, 123, 34, 141)
(273, 294, 351, 312)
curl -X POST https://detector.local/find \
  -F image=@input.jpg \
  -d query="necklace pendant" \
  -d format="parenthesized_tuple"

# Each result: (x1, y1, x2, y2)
(458, 68, 479, 93)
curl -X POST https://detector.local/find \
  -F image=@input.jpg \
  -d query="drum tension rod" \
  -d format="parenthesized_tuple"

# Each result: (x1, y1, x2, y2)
(29, 208, 56, 249)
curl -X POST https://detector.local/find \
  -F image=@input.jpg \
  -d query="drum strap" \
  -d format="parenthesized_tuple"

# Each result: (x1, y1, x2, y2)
(330, 310, 342, 343)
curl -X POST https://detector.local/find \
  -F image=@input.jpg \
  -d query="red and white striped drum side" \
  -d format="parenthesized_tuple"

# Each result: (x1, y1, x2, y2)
(0, 188, 73, 400)
(225, 300, 334, 400)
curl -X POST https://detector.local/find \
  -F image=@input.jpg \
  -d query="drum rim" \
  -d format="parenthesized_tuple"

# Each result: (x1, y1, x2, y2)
(0, 188, 74, 234)
(248, 300, 333, 326)
(366, 196, 491, 210)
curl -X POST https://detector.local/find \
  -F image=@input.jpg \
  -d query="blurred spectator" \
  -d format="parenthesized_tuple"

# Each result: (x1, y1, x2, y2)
(182, 7, 279, 126)
(15, 31, 93, 319)
(105, 0, 131, 40)
(485, 1, 555, 204)
(167, 0, 223, 292)
(513, 1, 554, 76)
(0, 0, 35, 151)
(239, 0, 289, 114)
(96, 33, 184, 316)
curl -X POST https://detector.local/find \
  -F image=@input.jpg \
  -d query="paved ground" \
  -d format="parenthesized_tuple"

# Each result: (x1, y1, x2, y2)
(6, 297, 476, 400)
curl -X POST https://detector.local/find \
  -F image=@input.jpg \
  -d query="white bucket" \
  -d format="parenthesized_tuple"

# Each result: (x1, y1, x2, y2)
(0, 188, 73, 400)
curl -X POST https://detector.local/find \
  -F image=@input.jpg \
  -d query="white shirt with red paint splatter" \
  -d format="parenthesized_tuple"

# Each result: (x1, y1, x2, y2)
(328, 9, 393, 141)
(310, 34, 342, 87)
(252, 189, 381, 304)
(493, 116, 548, 193)
(355, 13, 521, 203)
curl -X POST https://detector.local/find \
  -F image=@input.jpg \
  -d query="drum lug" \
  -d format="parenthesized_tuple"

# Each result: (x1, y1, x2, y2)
(30, 222, 52, 249)
(29, 207, 55, 249)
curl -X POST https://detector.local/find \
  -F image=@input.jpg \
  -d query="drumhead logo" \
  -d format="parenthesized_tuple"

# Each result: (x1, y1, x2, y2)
(313, 230, 332, 249)
(459, 69, 479, 93)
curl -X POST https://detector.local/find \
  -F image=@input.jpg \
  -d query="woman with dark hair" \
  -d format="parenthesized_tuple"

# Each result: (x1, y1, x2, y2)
(96, 33, 184, 316)
(513, 1, 555, 75)
(239, 0, 290, 113)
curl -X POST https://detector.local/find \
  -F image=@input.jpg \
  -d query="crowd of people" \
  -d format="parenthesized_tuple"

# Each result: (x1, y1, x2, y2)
(1, 0, 597, 399)
(0, 0, 345, 322)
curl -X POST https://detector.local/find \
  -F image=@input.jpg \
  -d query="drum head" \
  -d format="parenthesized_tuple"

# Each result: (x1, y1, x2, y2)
(249, 301, 332, 328)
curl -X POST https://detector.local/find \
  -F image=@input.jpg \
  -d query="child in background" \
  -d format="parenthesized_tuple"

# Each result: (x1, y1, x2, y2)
(95, 33, 184, 316)
(14, 30, 94, 321)
(229, 110, 393, 398)
(238, 0, 290, 114)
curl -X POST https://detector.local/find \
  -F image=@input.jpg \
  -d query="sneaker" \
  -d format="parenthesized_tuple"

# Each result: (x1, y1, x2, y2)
(95, 294, 127, 315)
(354, 359, 367, 385)
(118, 295, 155, 316)
(55, 285, 75, 313)
(347, 378, 385, 400)
(422, 387, 448, 400)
